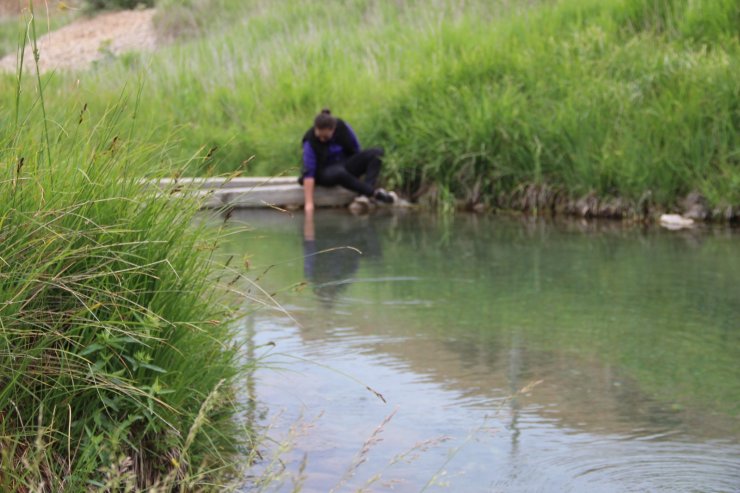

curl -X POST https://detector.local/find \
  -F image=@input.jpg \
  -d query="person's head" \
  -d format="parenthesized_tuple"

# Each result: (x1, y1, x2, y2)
(313, 108, 337, 143)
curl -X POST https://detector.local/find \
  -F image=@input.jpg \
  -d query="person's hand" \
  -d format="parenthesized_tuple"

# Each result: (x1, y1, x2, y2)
(303, 178, 315, 215)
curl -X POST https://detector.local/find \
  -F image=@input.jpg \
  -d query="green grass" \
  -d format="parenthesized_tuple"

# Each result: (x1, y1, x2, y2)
(0, 1, 735, 487)
(0, 9, 253, 491)
(1, 0, 738, 213)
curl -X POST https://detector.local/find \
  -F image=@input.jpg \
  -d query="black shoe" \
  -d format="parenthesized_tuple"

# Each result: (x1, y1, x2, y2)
(373, 188, 394, 204)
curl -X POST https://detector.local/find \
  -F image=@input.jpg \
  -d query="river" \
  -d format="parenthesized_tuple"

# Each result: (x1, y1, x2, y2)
(219, 209, 740, 493)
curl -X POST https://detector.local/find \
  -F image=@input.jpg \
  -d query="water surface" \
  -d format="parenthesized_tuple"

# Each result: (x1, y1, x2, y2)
(220, 210, 740, 492)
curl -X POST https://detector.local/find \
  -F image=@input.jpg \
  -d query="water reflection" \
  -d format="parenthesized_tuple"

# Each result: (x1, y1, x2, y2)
(218, 210, 740, 492)
(302, 212, 382, 307)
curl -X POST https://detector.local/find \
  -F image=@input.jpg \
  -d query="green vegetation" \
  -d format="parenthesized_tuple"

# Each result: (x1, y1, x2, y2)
(0, 1, 736, 488)
(5, 0, 735, 213)
(0, 14, 250, 491)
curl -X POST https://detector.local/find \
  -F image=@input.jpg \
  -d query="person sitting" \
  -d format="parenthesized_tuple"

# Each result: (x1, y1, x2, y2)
(300, 108, 393, 213)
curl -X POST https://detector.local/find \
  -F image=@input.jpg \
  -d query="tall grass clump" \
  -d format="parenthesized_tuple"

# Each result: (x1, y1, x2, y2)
(0, 10, 248, 491)
(372, 0, 740, 209)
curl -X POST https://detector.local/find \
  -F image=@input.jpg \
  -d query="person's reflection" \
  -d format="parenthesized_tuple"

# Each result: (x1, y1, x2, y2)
(303, 211, 382, 307)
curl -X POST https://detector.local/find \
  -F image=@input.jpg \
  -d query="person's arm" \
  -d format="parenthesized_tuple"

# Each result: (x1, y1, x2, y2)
(302, 141, 317, 213)
(303, 177, 315, 214)
(303, 212, 316, 280)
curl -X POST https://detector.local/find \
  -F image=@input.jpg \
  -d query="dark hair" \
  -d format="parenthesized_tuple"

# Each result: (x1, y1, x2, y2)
(314, 108, 337, 130)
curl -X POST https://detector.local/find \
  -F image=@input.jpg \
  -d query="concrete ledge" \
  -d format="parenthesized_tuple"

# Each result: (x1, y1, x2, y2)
(156, 177, 299, 190)
(155, 178, 356, 209)
(201, 184, 356, 209)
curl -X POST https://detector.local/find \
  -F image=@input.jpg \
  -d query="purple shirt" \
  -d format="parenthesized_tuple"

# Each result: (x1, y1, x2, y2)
(302, 123, 361, 178)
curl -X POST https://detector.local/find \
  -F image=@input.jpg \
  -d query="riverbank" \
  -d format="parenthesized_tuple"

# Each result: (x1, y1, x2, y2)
(1, 0, 737, 216)
(459, 186, 738, 224)
(157, 175, 736, 224)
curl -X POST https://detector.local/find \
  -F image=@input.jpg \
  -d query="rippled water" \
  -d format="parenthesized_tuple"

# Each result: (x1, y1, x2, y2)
(219, 209, 740, 493)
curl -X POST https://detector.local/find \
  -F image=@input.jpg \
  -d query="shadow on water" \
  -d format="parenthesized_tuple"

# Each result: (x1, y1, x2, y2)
(215, 209, 740, 492)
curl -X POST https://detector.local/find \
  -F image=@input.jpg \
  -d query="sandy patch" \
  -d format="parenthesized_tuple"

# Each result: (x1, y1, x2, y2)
(0, 0, 51, 17)
(0, 8, 157, 73)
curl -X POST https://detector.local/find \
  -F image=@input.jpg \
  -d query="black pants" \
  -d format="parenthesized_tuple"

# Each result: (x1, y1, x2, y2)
(315, 148, 384, 197)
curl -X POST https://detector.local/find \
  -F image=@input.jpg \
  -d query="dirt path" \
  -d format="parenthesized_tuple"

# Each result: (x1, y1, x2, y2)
(0, 8, 157, 73)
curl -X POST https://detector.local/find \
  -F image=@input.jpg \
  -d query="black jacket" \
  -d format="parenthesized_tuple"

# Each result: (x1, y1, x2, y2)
(299, 119, 358, 183)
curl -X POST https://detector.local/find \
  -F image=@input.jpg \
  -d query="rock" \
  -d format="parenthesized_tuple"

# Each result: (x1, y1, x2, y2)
(725, 205, 737, 222)
(390, 192, 414, 208)
(348, 196, 373, 215)
(681, 191, 709, 220)
(711, 205, 738, 223)
(659, 214, 694, 230)
(552, 193, 569, 215)
(576, 193, 599, 218)
(638, 190, 653, 218)
(416, 185, 438, 209)
(599, 197, 625, 219)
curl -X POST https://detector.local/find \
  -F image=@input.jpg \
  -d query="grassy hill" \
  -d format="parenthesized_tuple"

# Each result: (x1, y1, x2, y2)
(1, 0, 738, 214)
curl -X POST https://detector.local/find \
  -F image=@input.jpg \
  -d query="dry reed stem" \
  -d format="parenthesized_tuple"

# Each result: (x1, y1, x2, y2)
(329, 408, 398, 493)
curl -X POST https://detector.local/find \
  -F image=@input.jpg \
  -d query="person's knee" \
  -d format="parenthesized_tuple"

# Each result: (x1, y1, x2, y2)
(329, 168, 353, 186)
(365, 147, 384, 158)
(317, 170, 340, 186)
